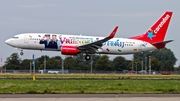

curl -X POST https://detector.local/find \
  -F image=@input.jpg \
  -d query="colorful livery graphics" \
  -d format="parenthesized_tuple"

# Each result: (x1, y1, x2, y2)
(5, 11, 173, 60)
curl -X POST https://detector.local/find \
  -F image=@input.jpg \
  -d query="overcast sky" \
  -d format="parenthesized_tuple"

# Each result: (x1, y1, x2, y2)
(0, 0, 179, 66)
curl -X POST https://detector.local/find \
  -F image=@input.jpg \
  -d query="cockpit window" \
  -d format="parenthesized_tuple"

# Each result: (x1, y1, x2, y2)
(12, 37, 19, 39)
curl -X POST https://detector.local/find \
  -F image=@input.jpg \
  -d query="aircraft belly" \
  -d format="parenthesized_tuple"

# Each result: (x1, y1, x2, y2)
(141, 44, 157, 51)
(100, 46, 135, 54)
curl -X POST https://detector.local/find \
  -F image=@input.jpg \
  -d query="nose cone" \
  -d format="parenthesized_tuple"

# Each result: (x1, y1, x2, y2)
(5, 39, 11, 45)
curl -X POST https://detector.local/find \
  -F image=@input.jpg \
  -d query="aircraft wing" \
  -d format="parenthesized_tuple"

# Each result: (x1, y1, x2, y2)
(78, 26, 118, 53)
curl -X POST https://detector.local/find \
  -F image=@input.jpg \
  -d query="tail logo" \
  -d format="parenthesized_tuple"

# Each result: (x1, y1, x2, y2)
(154, 14, 170, 34)
(147, 29, 155, 40)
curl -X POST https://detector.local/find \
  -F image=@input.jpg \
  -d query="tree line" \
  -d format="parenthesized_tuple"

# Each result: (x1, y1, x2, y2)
(2, 48, 179, 71)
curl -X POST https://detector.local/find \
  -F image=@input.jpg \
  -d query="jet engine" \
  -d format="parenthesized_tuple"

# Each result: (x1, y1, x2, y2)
(61, 45, 79, 55)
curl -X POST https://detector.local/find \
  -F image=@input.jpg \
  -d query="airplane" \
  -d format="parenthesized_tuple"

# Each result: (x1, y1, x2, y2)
(5, 11, 173, 60)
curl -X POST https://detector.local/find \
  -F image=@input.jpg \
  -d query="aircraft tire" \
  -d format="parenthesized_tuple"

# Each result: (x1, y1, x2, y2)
(85, 55, 91, 60)
(20, 52, 24, 56)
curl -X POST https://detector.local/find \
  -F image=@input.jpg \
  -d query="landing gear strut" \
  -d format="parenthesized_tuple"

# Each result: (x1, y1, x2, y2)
(85, 55, 91, 60)
(20, 50, 24, 56)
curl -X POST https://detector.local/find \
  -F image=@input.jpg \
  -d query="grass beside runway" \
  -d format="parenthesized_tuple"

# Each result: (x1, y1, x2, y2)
(0, 80, 180, 94)
(1, 74, 180, 79)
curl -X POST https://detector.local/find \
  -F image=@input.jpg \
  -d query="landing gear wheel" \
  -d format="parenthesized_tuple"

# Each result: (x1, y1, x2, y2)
(85, 55, 91, 60)
(20, 52, 24, 56)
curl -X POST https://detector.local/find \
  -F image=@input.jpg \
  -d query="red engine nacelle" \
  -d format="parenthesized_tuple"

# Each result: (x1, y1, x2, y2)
(61, 45, 79, 55)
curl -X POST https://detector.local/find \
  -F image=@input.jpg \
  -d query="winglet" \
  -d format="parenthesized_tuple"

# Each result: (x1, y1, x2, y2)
(108, 26, 118, 38)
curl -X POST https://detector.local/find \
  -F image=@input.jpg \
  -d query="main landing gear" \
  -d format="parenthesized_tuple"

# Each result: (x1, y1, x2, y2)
(85, 55, 91, 60)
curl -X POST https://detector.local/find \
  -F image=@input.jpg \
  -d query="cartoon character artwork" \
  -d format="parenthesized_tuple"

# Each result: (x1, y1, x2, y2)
(147, 28, 156, 40)
(39, 34, 58, 49)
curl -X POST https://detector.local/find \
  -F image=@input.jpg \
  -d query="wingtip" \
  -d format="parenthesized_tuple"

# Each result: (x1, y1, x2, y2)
(108, 26, 118, 38)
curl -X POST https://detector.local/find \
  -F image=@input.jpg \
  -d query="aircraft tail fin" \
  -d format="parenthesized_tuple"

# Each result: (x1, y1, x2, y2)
(129, 11, 173, 44)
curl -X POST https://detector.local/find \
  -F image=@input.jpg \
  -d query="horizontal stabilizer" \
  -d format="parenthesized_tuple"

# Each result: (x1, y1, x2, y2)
(152, 40, 173, 45)
(151, 40, 173, 49)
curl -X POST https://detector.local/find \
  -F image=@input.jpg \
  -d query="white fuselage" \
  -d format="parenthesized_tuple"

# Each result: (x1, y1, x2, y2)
(5, 33, 157, 55)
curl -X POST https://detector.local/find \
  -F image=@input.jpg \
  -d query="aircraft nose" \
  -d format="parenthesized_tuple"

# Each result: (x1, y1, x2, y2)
(5, 39, 11, 45)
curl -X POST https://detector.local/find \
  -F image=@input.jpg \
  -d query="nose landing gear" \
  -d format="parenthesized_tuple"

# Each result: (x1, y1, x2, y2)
(20, 50, 24, 56)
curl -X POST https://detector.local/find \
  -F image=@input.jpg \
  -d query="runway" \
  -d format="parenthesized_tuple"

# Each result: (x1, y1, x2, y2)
(0, 94, 180, 98)
(0, 94, 180, 101)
